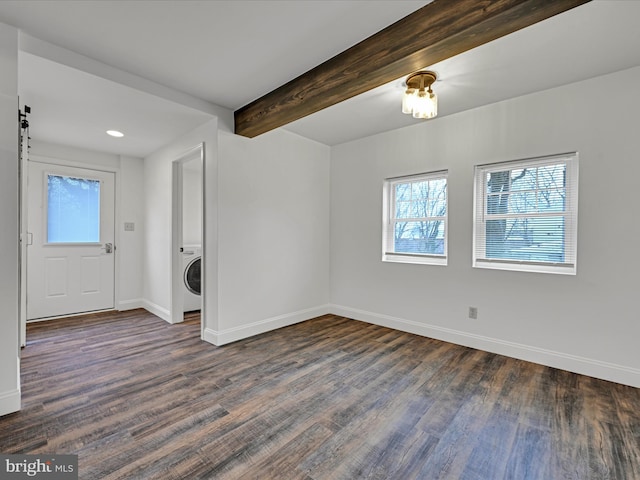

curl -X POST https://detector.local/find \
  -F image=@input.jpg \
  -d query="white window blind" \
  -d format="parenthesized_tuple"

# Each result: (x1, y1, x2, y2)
(382, 170, 448, 266)
(473, 153, 578, 274)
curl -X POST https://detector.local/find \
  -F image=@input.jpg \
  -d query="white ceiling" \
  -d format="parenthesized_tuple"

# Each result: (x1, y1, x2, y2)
(18, 52, 215, 158)
(1, 0, 639, 157)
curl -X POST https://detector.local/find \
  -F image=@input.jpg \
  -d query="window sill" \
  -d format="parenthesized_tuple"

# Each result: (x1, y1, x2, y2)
(382, 253, 447, 266)
(473, 259, 576, 275)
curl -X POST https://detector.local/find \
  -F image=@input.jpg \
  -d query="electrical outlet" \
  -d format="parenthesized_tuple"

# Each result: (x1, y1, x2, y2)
(468, 307, 478, 319)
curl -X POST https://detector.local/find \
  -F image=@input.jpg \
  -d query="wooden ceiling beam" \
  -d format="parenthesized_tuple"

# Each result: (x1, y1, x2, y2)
(234, 0, 591, 138)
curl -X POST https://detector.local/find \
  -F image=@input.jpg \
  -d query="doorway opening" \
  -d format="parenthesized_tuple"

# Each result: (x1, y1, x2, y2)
(171, 144, 204, 335)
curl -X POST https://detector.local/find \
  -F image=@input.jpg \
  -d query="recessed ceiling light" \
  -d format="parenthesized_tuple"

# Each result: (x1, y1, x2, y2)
(106, 130, 124, 138)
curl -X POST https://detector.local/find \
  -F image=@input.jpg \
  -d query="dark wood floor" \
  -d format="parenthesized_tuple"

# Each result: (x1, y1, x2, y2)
(1, 309, 638, 479)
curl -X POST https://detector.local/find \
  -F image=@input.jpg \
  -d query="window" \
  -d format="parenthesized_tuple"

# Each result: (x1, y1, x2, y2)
(47, 174, 101, 243)
(473, 153, 578, 274)
(383, 170, 448, 265)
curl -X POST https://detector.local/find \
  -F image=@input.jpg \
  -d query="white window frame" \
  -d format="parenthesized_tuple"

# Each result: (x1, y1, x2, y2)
(473, 153, 579, 275)
(382, 170, 448, 266)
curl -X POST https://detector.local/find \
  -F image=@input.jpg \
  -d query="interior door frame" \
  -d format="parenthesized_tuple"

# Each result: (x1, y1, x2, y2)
(170, 143, 204, 335)
(19, 126, 28, 347)
(20, 154, 121, 333)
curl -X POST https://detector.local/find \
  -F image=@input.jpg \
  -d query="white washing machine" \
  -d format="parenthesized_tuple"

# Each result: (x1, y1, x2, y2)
(182, 245, 201, 312)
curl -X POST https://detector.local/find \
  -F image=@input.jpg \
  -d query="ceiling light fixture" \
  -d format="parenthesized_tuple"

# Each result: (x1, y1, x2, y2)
(106, 130, 124, 138)
(402, 71, 438, 119)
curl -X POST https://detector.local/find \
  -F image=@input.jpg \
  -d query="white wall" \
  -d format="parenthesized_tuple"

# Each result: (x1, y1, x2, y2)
(29, 140, 121, 170)
(143, 123, 330, 345)
(29, 140, 144, 310)
(0, 22, 20, 416)
(210, 129, 330, 344)
(143, 119, 218, 329)
(330, 66, 640, 387)
(182, 165, 202, 246)
(118, 155, 145, 309)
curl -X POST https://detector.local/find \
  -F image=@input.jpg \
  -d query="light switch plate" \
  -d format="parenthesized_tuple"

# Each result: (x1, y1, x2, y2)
(124, 222, 135, 232)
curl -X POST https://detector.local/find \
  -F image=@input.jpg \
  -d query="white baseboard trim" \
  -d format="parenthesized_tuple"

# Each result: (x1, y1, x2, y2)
(329, 304, 640, 388)
(203, 304, 331, 346)
(202, 327, 218, 345)
(118, 298, 143, 311)
(142, 300, 171, 323)
(0, 389, 21, 417)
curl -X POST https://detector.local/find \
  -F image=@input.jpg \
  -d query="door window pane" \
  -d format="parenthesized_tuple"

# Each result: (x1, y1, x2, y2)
(47, 175, 100, 243)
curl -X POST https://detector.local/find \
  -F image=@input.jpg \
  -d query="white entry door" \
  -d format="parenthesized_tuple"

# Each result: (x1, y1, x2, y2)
(27, 162, 115, 320)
